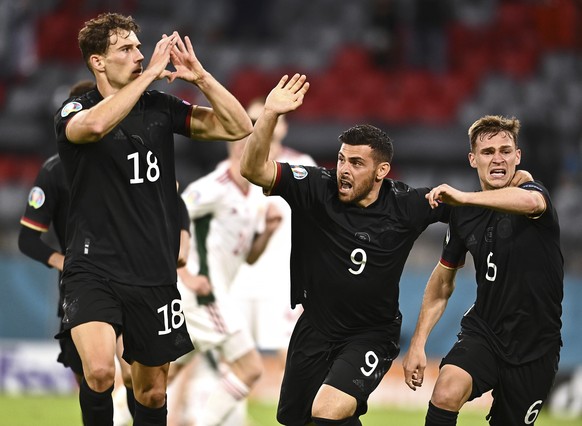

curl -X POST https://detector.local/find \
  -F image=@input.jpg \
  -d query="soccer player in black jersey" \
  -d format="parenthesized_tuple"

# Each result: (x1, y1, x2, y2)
(54, 13, 252, 426)
(19, 80, 94, 386)
(239, 74, 453, 426)
(402, 115, 563, 425)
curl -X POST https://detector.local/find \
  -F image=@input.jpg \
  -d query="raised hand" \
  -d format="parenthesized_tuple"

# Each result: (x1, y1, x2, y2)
(264, 74, 310, 116)
(511, 169, 533, 187)
(146, 32, 179, 81)
(168, 35, 206, 84)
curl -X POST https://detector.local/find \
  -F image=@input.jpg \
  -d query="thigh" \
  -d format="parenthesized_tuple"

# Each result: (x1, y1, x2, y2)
(119, 284, 194, 366)
(440, 333, 499, 401)
(489, 349, 560, 426)
(277, 316, 333, 426)
(324, 338, 398, 417)
(58, 272, 123, 337)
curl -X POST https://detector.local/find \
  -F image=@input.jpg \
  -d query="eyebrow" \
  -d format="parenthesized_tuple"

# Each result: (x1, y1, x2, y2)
(339, 152, 365, 161)
(115, 39, 140, 51)
(481, 144, 514, 152)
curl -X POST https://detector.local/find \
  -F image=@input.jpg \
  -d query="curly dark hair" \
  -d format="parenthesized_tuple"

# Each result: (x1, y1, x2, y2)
(78, 12, 140, 71)
(338, 124, 394, 164)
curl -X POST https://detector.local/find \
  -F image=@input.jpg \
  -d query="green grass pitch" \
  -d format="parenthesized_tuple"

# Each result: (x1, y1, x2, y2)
(0, 394, 579, 425)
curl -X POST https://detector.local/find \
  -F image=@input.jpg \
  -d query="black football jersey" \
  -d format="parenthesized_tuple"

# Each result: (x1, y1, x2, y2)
(20, 154, 69, 318)
(20, 154, 69, 252)
(55, 89, 193, 286)
(272, 163, 450, 341)
(441, 181, 563, 364)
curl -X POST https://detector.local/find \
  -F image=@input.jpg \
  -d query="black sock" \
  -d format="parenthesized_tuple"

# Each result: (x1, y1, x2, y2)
(425, 401, 459, 426)
(133, 398, 167, 426)
(125, 386, 136, 418)
(79, 379, 114, 426)
(312, 416, 362, 425)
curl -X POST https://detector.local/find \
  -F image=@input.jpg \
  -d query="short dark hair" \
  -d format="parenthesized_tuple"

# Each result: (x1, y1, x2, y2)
(338, 124, 393, 164)
(468, 115, 520, 152)
(78, 12, 140, 71)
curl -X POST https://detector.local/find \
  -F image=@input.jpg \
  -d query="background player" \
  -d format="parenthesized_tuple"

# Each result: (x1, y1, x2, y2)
(20, 81, 98, 387)
(167, 135, 281, 426)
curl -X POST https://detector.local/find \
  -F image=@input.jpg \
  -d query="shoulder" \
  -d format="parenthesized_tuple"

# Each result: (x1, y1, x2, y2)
(41, 154, 61, 172)
(382, 179, 428, 198)
(143, 90, 191, 107)
(281, 163, 333, 183)
(182, 168, 228, 200)
(56, 89, 99, 120)
(519, 180, 549, 197)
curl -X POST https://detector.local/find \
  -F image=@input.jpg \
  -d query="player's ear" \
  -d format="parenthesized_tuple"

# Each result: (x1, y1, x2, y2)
(376, 162, 390, 180)
(89, 54, 105, 72)
(515, 148, 521, 166)
(468, 152, 477, 169)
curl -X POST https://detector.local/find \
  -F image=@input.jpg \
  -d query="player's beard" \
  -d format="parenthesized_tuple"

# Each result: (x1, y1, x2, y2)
(338, 172, 375, 205)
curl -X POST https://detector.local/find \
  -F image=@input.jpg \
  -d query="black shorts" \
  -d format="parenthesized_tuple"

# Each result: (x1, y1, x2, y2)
(277, 314, 399, 425)
(441, 332, 560, 425)
(56, 322, 83, 376)
(57, 272, 194, 366)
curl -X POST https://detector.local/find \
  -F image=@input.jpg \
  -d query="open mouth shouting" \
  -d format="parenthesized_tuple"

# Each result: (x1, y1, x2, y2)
(338, 178, 352, 196)
(489, 167, 507, 179)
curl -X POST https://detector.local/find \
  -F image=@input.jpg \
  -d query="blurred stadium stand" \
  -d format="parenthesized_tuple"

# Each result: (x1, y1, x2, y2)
(0, 0, 581, 413)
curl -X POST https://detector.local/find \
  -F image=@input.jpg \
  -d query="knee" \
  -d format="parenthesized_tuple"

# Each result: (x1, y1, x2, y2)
(312, 400, 352, 420)
(430, 366, 472, 412)
(135, 387, 167, 408)
(84, 363, 116, 392)
(430, 386, 464, 412)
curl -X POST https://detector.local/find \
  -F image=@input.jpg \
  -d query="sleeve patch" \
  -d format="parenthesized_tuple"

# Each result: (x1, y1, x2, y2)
(28, 186, 46, 209)
(61, 101, 83, 117)
(290, 165, 308, 180)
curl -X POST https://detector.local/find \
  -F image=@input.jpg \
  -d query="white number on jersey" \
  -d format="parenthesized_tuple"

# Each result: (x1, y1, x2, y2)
(127, 151, 160, 184)
(157, 299, 185, 335)
(360, 350, 379, 377)
(485, 251, 497, 282)
(349, 248, 367, 275)
(524, 399, 543, 424)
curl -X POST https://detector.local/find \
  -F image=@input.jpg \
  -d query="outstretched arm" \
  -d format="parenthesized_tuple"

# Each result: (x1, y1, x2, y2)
(170, 35, 252, 141)
(426, 184, 546, 216)
(240, 74, 309, 189)
(403, 263, 456, 391)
